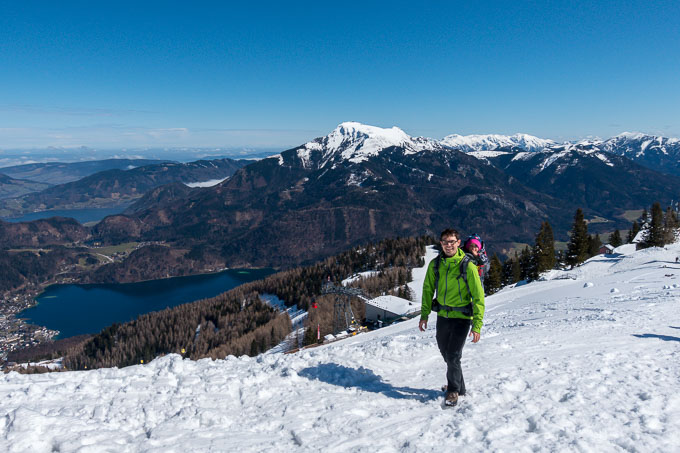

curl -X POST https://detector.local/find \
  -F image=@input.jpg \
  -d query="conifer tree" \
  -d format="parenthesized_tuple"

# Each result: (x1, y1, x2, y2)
(664, 207, 679, 244)
(566, 208, 589, 267)
(502, 253, 522, 285)
(647, 202, 665, 247)
(511, 252, 521, 283)
(501, 257, 514, 286)
(486, 254, 503, 295)
(534, 221, 556, 274)
(609, 229, 623, 247)
(519, 246, 536, 281)
(627, 220, 640, 243)
(588, 233, 602, 257)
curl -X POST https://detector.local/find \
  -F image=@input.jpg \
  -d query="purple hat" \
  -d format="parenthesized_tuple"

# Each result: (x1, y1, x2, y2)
(465, 238, 482, 251)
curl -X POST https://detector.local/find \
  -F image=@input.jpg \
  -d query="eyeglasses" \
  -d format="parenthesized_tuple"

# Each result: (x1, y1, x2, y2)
(440, 239, 459, 246)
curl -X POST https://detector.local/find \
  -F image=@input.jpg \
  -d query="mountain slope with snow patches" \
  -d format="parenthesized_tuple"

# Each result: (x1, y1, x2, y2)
(474, 140, 680, 221)
(601, 132, 680, 176)
(604, 132, 680, 158)
(2, 243, 679, 452)
(441, 133, 556, 153)
(436, 128, 680, 178)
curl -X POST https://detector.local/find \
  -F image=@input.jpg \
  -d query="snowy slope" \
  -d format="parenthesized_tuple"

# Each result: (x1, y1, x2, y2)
(2, 245, 680, 452)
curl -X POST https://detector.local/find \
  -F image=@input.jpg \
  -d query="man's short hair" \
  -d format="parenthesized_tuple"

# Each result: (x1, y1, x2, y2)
(440, 228, 460, 241)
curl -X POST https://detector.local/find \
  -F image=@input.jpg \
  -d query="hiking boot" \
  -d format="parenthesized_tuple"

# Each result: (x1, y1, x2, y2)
(441, 385, 465, 397)
(445, 391, 458, 407)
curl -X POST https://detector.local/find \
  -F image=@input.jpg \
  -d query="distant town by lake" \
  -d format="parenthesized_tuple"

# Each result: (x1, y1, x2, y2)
(19, 268, 275, 338)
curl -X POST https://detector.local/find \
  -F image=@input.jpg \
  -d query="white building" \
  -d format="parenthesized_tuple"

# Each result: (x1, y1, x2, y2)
(364, 295, 419, 326)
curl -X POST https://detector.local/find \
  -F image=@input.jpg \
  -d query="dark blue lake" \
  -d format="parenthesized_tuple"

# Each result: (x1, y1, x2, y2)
(2, 206, 130, 224)
(19, 268, 275, 338)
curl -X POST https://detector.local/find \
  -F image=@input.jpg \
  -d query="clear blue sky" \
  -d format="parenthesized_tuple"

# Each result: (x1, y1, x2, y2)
(1, 0, 679, 150)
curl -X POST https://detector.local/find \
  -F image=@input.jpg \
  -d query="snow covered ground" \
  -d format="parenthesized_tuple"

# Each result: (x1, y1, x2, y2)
(185, 177, 229, 188)
(2, 244, 679, 452)
(341, 271, 380, 286)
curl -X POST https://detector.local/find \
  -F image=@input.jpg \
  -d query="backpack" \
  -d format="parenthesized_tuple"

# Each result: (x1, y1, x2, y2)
(430, 252, 474, 317)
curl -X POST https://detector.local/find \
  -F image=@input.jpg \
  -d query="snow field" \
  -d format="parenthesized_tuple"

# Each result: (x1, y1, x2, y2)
(1, 244, 679, 452)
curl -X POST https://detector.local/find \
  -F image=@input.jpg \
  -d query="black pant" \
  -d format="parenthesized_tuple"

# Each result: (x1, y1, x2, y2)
(436, 316, 471, 395)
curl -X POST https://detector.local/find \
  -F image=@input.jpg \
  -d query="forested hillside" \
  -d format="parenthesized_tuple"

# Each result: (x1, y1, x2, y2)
(63, 288, 291, 370)
(0, 247, 84, 293)
(251, 236, 429, 311)
(59, 236, 431, 370)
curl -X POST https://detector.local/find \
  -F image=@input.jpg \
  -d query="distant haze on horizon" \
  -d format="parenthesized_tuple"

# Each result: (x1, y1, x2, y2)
(0, 126, 674, 152)
(1, 1, 678, 150)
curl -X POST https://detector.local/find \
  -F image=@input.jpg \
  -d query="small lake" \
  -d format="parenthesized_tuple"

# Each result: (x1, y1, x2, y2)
(19, 268, 275, 338)
(2, 206, 129, 224)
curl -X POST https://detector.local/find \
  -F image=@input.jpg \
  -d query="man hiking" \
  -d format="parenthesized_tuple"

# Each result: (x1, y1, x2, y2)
(419, 228, 485, 407)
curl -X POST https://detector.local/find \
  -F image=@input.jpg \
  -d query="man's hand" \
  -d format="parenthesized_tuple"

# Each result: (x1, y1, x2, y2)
(469, 330, 480, 343)
(418, 319, 427, 332)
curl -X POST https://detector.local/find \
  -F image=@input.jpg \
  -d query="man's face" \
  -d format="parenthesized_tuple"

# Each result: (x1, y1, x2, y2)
(440, 235, 460, 257)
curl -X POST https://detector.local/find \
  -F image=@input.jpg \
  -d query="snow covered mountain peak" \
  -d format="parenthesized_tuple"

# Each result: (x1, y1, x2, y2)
(440, 133, 556, 153)
(615, 131, 648, 141)
(298, 122, 438, 167)
(332, 122, 410, 144)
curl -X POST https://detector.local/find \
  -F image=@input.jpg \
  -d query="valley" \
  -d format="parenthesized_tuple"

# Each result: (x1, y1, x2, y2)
(1, 124, 679, 362)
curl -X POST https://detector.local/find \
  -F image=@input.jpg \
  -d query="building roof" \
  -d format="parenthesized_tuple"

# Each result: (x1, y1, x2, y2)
(601, 244, 616, 253)
(365, 295, 418, 316)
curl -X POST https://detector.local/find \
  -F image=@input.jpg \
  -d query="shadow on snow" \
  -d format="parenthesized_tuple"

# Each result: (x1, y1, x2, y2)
(632, 333, 680, 342)
(299, 363, 440, 402)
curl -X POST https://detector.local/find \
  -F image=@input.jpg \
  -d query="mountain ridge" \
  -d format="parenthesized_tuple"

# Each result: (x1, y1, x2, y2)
(0, 158, 248, 219)
(2, 122, 678, 284)
(0, 159, 170, 185)
(0, 173, 51, 200)
(89, 129, 575, 269)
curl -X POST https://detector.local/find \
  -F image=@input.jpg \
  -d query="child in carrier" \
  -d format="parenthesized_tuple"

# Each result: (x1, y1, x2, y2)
(463, 234, 490, 287)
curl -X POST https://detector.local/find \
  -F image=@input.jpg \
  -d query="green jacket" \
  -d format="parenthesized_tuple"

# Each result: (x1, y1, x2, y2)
(421, 248, 485, 333)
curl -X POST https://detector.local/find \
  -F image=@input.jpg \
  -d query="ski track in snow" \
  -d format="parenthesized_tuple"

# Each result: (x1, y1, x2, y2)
(2, 245, 680, 452)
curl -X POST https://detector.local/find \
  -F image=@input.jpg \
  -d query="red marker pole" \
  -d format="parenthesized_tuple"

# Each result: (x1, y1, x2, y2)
(317, 324, 320, 341)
